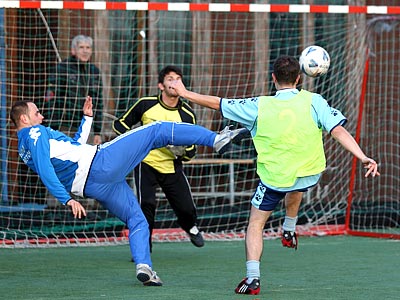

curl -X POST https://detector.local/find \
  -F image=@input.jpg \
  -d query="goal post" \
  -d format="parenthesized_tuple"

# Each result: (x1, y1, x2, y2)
(1, 2, 399, 247)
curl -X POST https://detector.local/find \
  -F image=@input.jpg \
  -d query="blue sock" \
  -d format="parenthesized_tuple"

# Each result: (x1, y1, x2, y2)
(282, 216, 298, 232)
(246, 260, 260, 283)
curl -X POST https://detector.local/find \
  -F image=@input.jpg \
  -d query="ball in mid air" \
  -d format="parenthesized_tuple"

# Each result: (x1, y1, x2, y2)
(299, 45, 330, 77)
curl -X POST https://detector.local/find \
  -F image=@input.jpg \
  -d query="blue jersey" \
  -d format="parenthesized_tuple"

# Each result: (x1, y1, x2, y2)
(220, 88, 347, 191)
(17, 116, 97, 204)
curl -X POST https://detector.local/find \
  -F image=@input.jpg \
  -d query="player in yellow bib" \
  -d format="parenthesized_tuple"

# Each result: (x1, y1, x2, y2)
(171, 55, 379, 295)
(254, 90, 326, 188)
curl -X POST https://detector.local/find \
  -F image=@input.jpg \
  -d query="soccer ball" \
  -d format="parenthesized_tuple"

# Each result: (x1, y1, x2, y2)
(299, 45, 330, 77)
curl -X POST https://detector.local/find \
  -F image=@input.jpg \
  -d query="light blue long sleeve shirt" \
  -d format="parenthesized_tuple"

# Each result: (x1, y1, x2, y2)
(220, 88, 347, 191)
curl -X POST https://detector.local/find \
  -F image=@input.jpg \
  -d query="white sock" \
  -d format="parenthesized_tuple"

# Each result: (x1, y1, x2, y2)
(136, 263, 151, 270)
(189, 226, 199, 235)
(246, 260, 260, 283)
(282, 216, 298, 232)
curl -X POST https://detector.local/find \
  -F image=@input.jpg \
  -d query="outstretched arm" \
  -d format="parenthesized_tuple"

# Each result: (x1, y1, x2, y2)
(171, 79, 221, 110)
(331, 125, 379, 177)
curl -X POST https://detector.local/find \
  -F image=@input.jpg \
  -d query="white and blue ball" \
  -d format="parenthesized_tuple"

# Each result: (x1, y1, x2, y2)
(299, 45, 330, 77)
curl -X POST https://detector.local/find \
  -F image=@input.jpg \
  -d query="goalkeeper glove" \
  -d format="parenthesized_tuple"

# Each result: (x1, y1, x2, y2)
(166, 145, 186, 158)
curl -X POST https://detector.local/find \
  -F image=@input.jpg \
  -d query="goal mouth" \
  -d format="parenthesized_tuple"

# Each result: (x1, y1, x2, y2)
(1, 4, 399, 247)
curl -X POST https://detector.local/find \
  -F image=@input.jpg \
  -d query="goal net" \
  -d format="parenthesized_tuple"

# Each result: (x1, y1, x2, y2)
(1, 1, 399, 247)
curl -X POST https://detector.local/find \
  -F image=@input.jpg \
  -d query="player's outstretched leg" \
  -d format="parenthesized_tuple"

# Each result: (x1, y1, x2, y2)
(136, 264, 163, 286)
(281, 230, 298, 250)
(165, 122, 249, 155)
(235, 278, 261, 295)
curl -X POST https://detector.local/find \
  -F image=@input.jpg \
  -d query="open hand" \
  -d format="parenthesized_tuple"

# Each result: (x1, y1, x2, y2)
(171, 79, 187, 96)
(67, 199, 87, 219)
(361, 157, 380, 177)
(83, 96, 93, 117)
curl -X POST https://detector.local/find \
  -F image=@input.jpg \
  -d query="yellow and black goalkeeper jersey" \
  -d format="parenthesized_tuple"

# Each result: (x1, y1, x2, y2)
(112, 94, 197, 173)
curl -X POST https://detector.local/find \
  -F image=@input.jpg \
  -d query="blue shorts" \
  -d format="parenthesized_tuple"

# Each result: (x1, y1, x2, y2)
(251, 180, 309, 211)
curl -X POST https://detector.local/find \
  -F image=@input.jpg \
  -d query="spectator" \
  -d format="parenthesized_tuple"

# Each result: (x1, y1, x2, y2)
(45, 35, 103, 144)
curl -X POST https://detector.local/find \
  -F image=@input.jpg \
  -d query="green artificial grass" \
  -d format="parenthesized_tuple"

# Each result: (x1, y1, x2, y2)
(0, 236, 399, 300)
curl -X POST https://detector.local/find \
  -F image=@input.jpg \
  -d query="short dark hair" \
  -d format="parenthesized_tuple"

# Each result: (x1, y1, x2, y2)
(10, 101, 32, 126)
(273, 55, 300, 85)
(158, 65, 183, 84)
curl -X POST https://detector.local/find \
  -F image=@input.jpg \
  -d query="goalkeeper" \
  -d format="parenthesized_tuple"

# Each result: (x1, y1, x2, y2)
(113, 66, 204, 250)
(10, 96, 247, 287)
(171, 55, 380, 295)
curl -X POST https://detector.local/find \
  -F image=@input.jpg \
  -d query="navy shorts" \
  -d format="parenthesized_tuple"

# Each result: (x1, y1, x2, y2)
(251, 180, 308, 211)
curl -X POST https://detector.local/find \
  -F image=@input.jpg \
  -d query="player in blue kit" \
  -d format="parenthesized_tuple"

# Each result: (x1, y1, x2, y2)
(10, 96, 247, 287)
(171, 55, 379, 295)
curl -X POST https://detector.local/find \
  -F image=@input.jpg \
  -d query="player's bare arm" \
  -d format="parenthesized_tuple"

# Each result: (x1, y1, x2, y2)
(171, 79, 220, 110)
(331, 125, 379, 177)
(67, 199, 87, 219)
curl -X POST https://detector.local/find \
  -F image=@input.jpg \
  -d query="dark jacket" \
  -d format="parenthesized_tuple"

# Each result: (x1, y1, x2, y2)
(45, 56, 103, 135)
